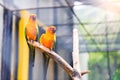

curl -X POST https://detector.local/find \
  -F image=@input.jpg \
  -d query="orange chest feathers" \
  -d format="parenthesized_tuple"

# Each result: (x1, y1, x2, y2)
(40, 34, 55, 50)
(26, 26, 37, 41)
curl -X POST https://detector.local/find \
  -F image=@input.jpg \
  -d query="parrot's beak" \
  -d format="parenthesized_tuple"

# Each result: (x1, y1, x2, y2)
(32, 16, 36, 21)
(53, 29, 56, 33)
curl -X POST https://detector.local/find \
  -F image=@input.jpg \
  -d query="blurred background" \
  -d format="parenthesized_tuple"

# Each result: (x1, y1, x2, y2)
(0, 0, 120, 80)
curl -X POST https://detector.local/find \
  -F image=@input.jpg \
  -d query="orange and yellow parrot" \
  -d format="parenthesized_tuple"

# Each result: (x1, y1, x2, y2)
(25, 14, 39, 67)
(39, 26, 56, 80)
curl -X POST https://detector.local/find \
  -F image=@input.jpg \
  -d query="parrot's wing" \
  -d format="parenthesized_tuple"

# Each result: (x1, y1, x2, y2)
(36, 25, 39, 41)
(24, 27, 28, 42)
(53, 34, 56, 51)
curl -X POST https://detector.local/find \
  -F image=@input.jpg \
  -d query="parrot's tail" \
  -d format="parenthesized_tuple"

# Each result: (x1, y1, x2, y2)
(43, 53, 50, 80)
(29, 46, 35, 67)
(32, 48, 35, 67)
(28, 46, 35, 80)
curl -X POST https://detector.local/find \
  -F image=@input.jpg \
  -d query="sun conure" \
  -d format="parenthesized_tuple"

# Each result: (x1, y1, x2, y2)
(25, 14, 39, 67)
(39, 26, 56, 80)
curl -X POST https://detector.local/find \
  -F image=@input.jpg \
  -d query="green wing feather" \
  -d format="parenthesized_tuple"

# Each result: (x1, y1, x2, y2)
(36, 25, 39, 41)
(24, 27, 28, 42)
(53, 34, 56, 50)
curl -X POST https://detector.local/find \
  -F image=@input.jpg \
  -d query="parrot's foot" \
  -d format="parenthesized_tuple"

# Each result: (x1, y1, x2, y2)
(30, 40, 34, 43)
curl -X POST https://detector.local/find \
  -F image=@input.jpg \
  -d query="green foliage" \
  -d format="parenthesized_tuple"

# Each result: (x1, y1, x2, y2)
(112, 69, 120, 80)
(89, 52, 107, 80)
(88, 51, 120, 80)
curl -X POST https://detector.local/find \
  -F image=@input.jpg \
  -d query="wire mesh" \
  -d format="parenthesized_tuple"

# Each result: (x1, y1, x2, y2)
(0, 0, 120, 80)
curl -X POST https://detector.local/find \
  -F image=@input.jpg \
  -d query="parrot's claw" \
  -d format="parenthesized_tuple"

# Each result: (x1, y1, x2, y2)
(30, 40, 34, 43)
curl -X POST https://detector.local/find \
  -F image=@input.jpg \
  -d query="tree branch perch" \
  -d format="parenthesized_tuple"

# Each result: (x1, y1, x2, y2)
(28, 41, 89, 80)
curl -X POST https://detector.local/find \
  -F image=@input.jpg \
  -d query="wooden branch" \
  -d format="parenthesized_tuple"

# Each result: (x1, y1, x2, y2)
(73, 28, 81, 80)
(81, 70, 90, 76)
(28, 41, 89, 79)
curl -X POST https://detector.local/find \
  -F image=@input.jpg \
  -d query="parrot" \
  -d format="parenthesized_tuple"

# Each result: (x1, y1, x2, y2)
(39, 26, 56, 80)
(25, 14, 39, 67)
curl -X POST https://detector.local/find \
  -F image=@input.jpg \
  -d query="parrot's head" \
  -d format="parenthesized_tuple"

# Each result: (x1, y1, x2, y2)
(47, 26, 56, 34)
(28, 14, 36, 23)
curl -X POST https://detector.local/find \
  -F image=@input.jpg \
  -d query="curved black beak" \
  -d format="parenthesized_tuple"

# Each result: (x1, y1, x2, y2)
(53, 29, 56, 33)
(32, 16, 36, 21)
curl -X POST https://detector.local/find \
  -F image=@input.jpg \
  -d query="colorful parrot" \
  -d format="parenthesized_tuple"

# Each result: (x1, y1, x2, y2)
(39, 26, 56, 80)
(25, 14, 39, 67)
